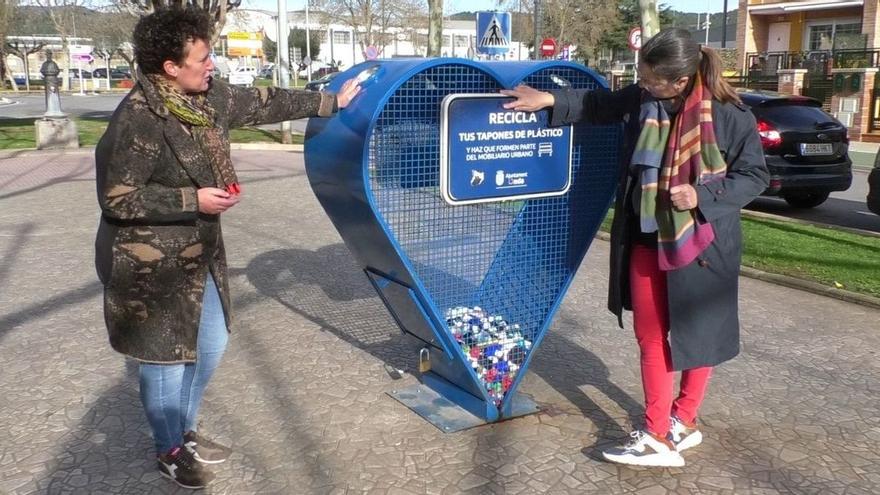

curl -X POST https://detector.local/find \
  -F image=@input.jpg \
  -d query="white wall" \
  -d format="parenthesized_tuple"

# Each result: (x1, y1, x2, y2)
(220, 9, 529, 71)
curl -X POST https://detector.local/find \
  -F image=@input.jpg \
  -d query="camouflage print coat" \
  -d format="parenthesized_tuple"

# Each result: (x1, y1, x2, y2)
(95, 76, 338, 363)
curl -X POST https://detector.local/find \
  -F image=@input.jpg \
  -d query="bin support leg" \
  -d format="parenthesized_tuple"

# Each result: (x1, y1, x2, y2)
(388, 372, 539, 433)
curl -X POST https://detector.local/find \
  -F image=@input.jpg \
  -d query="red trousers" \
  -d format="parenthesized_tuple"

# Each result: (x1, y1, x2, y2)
(629, 244, 713, 436)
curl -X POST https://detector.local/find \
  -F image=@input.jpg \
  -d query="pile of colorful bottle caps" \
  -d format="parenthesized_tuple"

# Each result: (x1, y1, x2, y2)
(444, 306, 532, 407)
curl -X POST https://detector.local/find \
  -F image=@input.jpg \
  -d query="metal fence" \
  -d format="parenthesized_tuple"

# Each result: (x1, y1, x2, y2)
(746, 49, 880, 77)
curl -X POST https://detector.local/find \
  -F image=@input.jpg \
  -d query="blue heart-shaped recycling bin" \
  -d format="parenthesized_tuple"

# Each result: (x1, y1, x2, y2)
(305, 59, 620, 431)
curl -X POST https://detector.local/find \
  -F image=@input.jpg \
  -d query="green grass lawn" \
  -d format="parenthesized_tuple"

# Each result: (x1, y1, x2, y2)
(741, 216, 880, 297)
(0, 117, 300, 149)
(599, 209, 880, 298)
(253, 78, 308, 88)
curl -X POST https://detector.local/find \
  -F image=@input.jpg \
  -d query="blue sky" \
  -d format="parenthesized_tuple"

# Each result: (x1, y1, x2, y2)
(241, 0, 731, 15)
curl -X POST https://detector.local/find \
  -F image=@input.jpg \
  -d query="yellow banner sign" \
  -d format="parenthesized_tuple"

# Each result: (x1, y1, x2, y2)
(227, 32, 262, 41)
(228, 47, 264, 57)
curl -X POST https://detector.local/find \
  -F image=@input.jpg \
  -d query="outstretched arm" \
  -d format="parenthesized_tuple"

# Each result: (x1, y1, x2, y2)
(221, 78, 360, 128)
(502, 83, 641, 126)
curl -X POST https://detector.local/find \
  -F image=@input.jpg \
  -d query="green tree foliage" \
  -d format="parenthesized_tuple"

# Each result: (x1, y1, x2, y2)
(598, 0, 672, 54)
(262, 28, 322, 66)
(0, 0, 14, 83)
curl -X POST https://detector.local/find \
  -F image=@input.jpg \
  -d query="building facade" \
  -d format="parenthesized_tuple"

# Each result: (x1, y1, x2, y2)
(221, 9, 529, 73)
(736, 0, 880, 140)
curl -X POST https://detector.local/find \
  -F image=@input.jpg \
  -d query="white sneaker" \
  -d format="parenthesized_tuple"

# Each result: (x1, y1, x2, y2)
(668, 415, 703, 452)
(601, 430, 685, 467)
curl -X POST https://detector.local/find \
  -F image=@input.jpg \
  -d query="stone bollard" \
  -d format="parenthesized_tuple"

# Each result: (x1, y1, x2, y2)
(34, 50, 79, 149)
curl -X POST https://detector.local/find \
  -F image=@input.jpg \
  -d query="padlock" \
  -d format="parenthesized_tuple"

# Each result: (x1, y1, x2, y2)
(419, 348, 431, 373)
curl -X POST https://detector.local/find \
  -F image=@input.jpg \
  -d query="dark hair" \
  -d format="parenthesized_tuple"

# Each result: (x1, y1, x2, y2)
(641, 28, 740, 105)
(133, 8, 214, 75)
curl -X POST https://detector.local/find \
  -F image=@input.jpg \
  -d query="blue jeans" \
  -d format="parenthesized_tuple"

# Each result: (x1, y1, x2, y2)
(139, 275, 228, 455)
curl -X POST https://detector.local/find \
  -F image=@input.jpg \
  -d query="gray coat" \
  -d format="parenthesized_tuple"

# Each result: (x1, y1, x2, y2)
(550, 84, 769, 370)
(95, 76, 337, 363)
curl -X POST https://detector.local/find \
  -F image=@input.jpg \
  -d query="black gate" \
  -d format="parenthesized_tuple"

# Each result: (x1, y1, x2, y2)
(803, 75, 834, 112)
(870, 77, 880, 132)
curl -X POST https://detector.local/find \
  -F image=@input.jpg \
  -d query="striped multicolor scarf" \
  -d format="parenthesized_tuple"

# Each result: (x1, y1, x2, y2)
(147, 74, 239, 191)
(630, 71, 727, 270)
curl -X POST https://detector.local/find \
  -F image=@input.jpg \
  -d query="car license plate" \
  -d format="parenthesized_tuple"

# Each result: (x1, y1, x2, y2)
(800, 143, 833, 156)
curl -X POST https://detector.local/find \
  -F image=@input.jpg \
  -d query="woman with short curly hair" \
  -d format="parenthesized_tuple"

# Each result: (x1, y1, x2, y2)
(94, 7, 359, 489)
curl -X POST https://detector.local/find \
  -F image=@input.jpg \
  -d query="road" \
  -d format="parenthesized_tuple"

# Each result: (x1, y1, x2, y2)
(2, 93, 878, 232)
(746, 167, 880, 234)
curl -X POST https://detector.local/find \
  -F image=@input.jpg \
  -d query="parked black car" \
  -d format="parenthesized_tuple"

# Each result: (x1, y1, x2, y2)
(868, 151, 880, 215)
(92, 68, 131, 79)
(304, 71, 341, 91)
(739, 89, 852, 208)
(68, 68, 92, 79)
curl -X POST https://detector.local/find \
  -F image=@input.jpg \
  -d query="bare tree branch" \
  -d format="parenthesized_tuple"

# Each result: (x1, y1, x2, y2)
(117, 0, 241, 44)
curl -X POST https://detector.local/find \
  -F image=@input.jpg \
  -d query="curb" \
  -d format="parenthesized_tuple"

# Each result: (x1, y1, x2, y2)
(740, 266, 880, 310)
(594, 231, 880, 310)
(741, 208, 880, 238)
(231, 142, 303, 151)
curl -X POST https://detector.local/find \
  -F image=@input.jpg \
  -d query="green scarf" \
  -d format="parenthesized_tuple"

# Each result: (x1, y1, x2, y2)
(148, 74, 239, 191)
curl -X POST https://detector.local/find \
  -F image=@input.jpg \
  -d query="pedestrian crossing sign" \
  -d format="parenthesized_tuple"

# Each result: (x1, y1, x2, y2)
(476, 11, 511, 56)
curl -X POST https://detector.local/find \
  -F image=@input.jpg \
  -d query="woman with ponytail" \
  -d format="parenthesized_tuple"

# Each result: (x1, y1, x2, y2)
(502, 28, 768, 467)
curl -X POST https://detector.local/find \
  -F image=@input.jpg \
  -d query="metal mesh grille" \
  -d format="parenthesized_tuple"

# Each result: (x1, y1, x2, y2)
(368, 65, 620, 406)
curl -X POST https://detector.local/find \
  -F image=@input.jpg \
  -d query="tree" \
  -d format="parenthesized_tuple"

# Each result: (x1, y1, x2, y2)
(0, 0, 15, 87)
(5, 38, 45, 91)
(4, 5, 56, 90)
(263, 34, 276, 63)
(315, 0, 420, 57)
(116, 0, 242, 45)
(290, 27, 322, 63)
(426, 0, 440, 56)
(639, 0, 660, 39)
(33, 0, 92, 90)
(263, 28, 322, 67)
(541, 0, 616, 63)
(82, 7, 137, 74)
(597, 0, 672, 56)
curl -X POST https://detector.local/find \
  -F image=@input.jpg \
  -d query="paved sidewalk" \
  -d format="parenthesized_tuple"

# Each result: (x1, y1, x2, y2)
(1, 150, 878, 494)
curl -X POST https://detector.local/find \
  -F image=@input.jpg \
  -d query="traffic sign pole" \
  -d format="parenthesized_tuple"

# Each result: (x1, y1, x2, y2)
(78, 59, 84, 95)
(634, 50, 639, 83)
(627, 27, 642, 83)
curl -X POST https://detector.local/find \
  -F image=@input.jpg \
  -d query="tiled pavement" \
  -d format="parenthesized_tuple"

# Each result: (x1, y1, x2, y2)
(1, 150, 878, 494)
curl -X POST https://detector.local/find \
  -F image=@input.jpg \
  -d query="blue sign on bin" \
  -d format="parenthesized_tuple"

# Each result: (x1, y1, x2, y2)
(440, 94, 572, 205)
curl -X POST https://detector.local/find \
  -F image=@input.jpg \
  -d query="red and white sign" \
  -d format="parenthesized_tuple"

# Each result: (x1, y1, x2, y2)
(540, 37, 557, 57)
(364, 45, 379, 60)
(73, 54, 94, 63)
(628, 27, 642, 51)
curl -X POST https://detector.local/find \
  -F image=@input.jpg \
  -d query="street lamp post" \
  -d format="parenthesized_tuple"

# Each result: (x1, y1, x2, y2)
(305, 0, 312, 82)
(704, 0, 711, 45)
(278, 0, 292, 143)
(721, 0, 729, 48)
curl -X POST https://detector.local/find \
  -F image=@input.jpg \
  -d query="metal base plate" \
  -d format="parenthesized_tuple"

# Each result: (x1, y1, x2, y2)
(388, 385, 540, 433)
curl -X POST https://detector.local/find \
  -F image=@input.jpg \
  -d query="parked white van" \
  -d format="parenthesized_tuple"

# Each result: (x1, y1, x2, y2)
(228, 66, 256, 86)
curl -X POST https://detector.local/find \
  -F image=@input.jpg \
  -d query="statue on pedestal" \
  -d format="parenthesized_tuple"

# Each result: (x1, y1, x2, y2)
(35, 49, 78, 149)
(40, 50, 66, 118)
